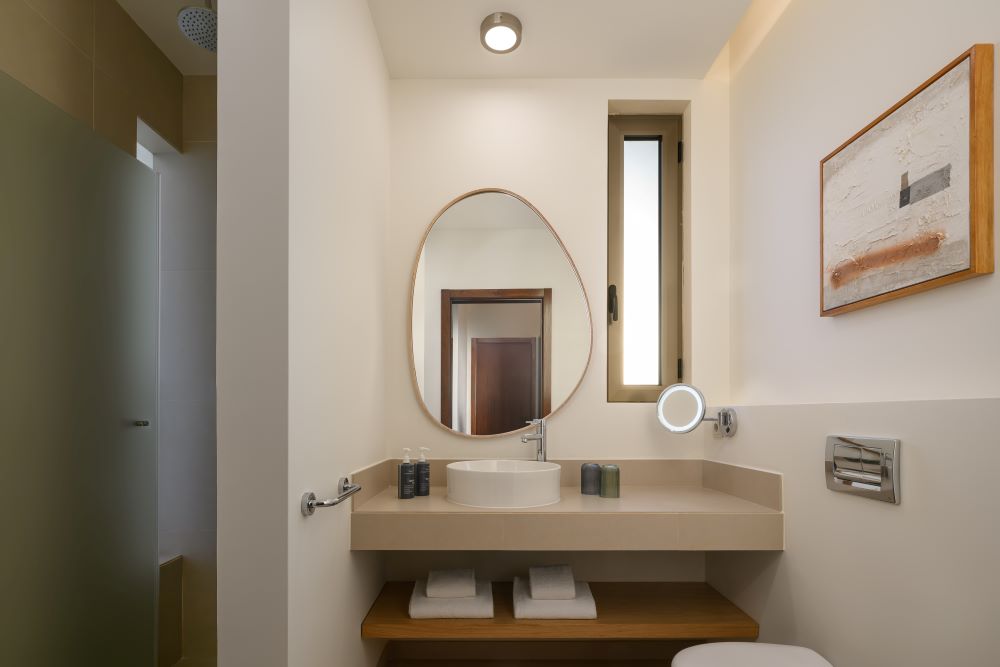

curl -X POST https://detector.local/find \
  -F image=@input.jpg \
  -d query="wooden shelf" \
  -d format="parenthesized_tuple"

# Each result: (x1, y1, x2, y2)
(361, 582, 758, 641)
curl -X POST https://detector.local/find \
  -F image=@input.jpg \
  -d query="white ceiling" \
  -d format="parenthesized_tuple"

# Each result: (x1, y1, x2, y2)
(117, 0, 217, 76)
(368, 0, 751, 79)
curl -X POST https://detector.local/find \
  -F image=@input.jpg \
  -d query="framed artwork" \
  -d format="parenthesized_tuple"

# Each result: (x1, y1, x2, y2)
(820, 44, 994, 316)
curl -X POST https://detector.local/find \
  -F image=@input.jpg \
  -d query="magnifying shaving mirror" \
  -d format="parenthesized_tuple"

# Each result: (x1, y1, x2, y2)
(656, 383, 737, 437)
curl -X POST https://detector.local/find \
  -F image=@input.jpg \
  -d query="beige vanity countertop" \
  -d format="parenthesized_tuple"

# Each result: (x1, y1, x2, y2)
(355, 484, 776, 515)
(349, 459, 784, 551)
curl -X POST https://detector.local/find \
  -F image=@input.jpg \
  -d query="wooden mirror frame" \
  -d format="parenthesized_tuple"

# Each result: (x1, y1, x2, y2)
(408, 188, 593, 439)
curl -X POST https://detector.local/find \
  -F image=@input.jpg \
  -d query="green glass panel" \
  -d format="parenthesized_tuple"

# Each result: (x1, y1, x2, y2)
(0, 72, 158, 666)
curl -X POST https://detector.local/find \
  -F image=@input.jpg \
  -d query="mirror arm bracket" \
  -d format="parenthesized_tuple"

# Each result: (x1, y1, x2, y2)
(704, 408, 738, 438)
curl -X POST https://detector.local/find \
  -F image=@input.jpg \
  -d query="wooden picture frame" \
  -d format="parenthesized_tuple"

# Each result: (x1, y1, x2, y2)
(820, 44, 994, 316)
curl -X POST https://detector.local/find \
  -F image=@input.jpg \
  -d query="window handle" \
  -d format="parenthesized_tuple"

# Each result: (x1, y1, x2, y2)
(608, 284, 619, 322)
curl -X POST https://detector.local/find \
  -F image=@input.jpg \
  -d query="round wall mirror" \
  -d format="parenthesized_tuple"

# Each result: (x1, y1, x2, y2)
(656, 384, 706, 434)
(410, 189, 592, 437)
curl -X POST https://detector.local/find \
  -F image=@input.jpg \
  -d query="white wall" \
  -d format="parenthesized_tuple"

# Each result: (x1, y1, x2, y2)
(219, 1, 388, 666)
(704, 399, 1000, 666)
(728, 0, 1000, 406)
(217, 0, 290, 665)
(706, 2, 1000, 665)
(387, 75, 731, 460)
(156, 141, 218, 665)
(287, 0, 388, 666)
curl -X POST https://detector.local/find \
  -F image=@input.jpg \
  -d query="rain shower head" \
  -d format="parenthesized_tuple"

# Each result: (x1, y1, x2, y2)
(178, 2, 217, 53)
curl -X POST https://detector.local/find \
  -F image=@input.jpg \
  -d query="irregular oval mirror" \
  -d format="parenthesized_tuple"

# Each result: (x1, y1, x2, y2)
(411, 190, 592, 437)
(656, 384, 706, 434)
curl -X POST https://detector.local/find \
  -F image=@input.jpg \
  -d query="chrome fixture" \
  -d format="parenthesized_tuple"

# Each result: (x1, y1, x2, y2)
(480, 12, 522, 54)
(178, 1, 217, 53)
(521, 418, 547, 461)
(655, 383, 737, 437)
(300, 477, 362, 517)
(825, 436, 900, 504)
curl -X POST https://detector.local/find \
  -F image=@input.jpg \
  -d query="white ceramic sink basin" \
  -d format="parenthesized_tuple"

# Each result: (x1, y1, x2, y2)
(446, 460, 562, 508)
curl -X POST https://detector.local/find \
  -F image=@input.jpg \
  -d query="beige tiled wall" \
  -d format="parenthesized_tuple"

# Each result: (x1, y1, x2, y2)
(0, 0, 184, 154)
(183, 75, 217, 143)
(158, 556, 183, 667)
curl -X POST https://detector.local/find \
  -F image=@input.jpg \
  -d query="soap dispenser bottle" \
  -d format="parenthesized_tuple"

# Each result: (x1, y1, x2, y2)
(416, 447, 431, 496)
(397, 448, 415, 499)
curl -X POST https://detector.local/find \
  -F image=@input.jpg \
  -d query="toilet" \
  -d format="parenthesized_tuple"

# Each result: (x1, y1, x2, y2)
(673, 642, 832, 666)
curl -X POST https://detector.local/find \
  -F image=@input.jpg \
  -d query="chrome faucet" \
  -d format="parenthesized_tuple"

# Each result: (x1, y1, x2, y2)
(521, 418, 547, 462)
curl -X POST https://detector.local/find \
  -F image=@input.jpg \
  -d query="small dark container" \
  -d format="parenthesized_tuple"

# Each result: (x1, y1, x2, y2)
(397, 461, 415, 499)
(581, 463, 602, 495)
(600, 464, 620, 498)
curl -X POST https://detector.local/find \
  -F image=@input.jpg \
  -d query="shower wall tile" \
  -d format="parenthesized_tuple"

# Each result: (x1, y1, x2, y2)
(159, 528, 217, 662)
(156, 143, 217, 666)
(94, 67, 138, 155)
(159, 398, 217, 533)
(183, 76, 217, 143)
(159, 143, 218, 271)
(22, 0, 95, 58)
(0, 0, 183, 155)
(0, 0, 93, 127)
(160, 269, 216, 403)
(94, 0, 182, 149)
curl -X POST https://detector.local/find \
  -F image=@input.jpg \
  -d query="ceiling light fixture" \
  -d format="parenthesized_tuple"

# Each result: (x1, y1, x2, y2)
(480, 12, 522, 54)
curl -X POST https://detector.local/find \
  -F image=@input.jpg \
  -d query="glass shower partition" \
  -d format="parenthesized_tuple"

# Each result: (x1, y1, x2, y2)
(0, 72, 159, 665)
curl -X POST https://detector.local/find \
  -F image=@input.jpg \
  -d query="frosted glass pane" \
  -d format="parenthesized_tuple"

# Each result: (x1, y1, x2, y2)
(0, 73, 158, 666)
(622, 140, 660, 385)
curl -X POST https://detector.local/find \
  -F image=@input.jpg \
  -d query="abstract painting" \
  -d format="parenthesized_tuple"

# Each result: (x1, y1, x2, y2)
(820, 45, 993, 316)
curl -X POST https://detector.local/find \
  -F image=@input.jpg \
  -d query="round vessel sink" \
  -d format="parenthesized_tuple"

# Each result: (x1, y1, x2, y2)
(446, 459, 562, 508)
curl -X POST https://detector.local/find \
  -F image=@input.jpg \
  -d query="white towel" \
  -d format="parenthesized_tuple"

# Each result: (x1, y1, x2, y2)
(409, 580, 494, 619)
(426, 568, 476, 598)
(528, 564, 576, 600)
(513, 576, 596, 619)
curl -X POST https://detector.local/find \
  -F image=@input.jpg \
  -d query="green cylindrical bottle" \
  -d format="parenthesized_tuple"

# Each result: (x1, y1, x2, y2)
(599, 464, 620, 498)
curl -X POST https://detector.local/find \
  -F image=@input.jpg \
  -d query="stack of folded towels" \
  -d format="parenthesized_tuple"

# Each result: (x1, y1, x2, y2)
(408, 568, 494, 618)
(513, 564, 597, 619)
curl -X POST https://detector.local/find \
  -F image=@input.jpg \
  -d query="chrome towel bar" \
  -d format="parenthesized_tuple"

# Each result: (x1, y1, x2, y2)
(301, 477, 362, 516)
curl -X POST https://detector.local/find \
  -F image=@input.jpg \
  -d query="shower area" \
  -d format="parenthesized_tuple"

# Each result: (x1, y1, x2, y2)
(0, 2, 218, 665)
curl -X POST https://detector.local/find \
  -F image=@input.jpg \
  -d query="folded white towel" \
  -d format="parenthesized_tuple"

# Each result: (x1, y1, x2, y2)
(409, 580, 494, 619)
(426, 568, 476, 598)
(528, 564, 577, 600)
(513, 576, 596, 619)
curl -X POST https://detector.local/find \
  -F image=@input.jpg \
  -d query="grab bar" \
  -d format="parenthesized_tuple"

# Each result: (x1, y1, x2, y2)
(300, 477, 362, 516)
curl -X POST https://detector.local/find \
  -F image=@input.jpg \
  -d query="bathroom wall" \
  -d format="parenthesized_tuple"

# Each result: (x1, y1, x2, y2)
(706, 1, 1000, 665)
(704, 399, 1000, 666)
(0, 0, 183, 154)
(217, 0, 290, 664)
(286, 0, 389, 666)
(219, 1, 390, 665)
(156, 75, 218, 667)
(386, 72, 731, 461)
(728, 0, 1000, 406)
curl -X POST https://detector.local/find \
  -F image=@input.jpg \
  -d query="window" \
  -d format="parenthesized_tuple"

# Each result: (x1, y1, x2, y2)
(136, 142, 155, 170)
(607, 116, 682, 402)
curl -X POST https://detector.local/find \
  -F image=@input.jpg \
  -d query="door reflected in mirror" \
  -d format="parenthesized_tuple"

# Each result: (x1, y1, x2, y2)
(410, 190, 592, 437)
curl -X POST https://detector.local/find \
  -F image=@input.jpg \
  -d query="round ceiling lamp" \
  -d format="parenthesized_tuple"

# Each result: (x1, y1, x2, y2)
(480, 12, 522, 54)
